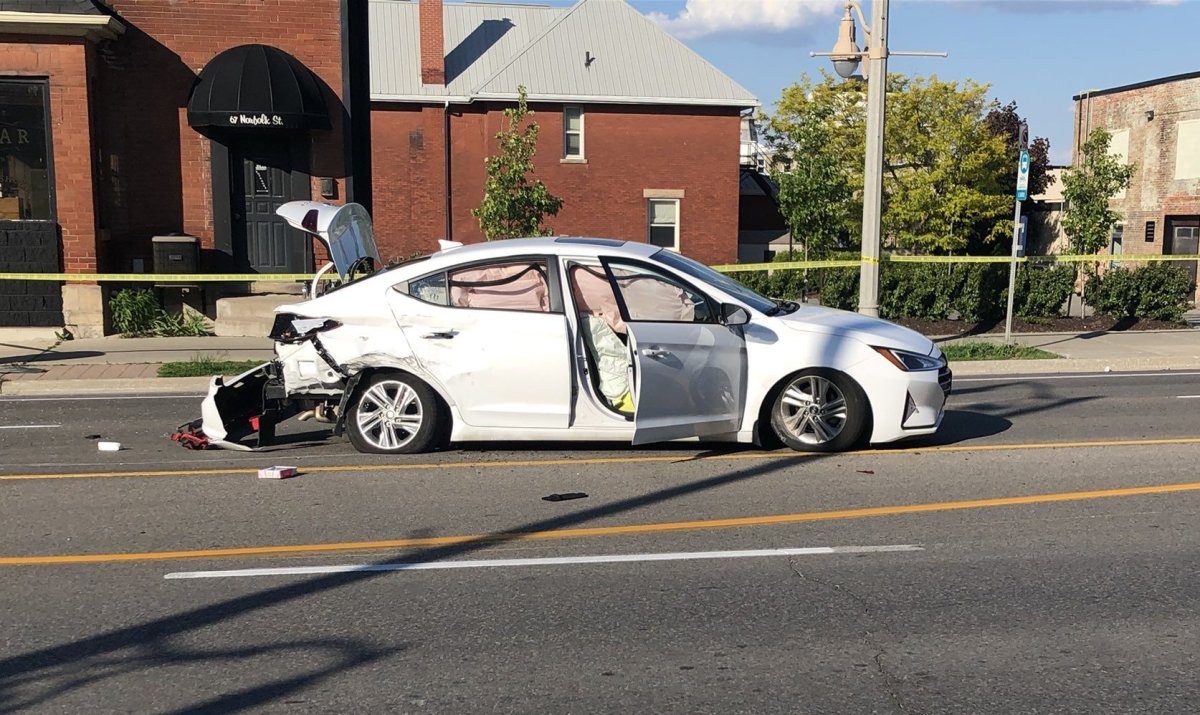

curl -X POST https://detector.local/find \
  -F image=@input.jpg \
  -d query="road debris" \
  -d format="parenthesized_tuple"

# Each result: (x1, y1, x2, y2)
(542, 492, 588, 502)
(258, 466, 299, 480)
(97, 441, 122, 452)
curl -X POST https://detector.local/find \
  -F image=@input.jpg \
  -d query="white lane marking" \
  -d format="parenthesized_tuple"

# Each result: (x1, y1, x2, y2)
(1177, 395, 1200, 399)
(957, 371, 1200, 383)
(164, 545, 923, 580)
(0, 424, 60, 430)
(0, 394, 203, 402)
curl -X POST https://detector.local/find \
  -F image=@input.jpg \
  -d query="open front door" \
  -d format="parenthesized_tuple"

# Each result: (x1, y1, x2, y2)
(628, 322, 746, 444)
(599, 259, 747, 445)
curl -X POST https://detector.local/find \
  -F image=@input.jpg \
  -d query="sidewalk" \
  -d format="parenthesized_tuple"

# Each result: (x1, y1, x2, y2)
(1, 325, 1198, 396)
(0, 332, 273, 395)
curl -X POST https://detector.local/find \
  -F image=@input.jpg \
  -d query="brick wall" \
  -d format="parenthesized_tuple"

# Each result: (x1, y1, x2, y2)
(1075, 75, 1200, 300)
(0, 222, 63, 326)
(371, 102, 742, 266)
(0, 37, 97, 275)
(93, 0, 346, 271)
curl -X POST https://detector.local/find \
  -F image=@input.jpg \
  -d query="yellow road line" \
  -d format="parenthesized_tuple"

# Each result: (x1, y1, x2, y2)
(1, 436, 1198, 482)
(4, 479, 1199, 566)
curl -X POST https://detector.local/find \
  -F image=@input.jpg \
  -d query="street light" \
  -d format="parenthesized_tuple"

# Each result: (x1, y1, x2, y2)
(812, 1, 945, 317)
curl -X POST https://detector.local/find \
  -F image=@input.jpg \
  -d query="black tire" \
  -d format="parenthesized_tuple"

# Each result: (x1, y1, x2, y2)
(346, 372, 445, 454)
(768, 368, 869, 453)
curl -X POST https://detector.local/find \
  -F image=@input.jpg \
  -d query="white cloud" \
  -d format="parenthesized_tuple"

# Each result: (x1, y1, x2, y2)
(646, 0, 843, 40)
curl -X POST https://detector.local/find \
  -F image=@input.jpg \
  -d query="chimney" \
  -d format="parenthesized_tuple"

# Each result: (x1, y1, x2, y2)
(419, 0, 445, 86)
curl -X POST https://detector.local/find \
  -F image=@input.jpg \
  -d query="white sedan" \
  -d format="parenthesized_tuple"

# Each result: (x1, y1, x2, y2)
(199, 202, 951, 454)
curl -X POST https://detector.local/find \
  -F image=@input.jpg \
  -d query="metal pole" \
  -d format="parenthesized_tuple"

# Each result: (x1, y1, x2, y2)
(1004, 123, 1028, 345)
(858, 0, 888, 317)
(1003, 199, 1023, 344)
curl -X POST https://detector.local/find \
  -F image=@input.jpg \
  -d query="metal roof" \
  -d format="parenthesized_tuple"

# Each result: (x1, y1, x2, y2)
(369, 0, 758, 108)
(0, 0, 109, 14)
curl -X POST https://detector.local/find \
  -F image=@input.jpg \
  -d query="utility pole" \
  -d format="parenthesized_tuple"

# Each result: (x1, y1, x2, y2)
(1004, 122, 1030, 345)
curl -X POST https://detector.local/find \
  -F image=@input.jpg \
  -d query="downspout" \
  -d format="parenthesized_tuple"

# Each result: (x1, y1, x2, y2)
(443, 100, 453, 242)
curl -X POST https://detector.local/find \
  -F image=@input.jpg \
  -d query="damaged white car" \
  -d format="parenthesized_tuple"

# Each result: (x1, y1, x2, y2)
(197, 201, 951, 454)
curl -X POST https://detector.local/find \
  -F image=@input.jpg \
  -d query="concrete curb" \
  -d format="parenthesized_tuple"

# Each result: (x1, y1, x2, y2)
(949, 357, 1200, 376)
(0, 376, 212, 396)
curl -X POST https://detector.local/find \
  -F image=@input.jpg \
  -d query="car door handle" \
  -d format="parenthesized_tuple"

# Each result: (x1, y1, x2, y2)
(640, 347, 672, 359)
(422, 330, 458, 340)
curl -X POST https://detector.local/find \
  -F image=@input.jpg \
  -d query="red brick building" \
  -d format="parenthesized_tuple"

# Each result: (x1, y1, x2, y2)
(1073, 73, 1200, 301)
(0, 0, 755, 335)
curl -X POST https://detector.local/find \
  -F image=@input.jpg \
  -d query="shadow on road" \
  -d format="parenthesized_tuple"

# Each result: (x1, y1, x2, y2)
(0, 454, 828, 712)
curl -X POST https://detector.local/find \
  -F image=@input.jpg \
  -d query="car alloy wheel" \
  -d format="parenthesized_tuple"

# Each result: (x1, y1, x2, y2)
(769, 369, 868, 453)
(347, 373, 444, 454)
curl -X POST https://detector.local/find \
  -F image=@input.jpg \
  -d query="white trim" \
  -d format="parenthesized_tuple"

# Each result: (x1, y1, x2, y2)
(643, 189, 685, 199)
(647, 197, 681, 252)
(563, 105, 584, 160)
(0, 12, 124, 41)
(370, 92, 759, 109)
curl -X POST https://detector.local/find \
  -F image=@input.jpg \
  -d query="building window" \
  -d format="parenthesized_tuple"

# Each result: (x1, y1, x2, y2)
(563, 107, 584, 159)
(1145, 221, 1156, 243)
(0, 79, 53, 221)
(647, 199, 679, 251)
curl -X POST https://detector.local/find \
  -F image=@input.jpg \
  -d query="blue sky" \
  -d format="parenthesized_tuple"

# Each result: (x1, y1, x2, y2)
(541, 0, 1199, 164)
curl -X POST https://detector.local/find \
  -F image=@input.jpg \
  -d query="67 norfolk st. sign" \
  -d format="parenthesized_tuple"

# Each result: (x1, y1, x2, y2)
(228, 113, 285, 127)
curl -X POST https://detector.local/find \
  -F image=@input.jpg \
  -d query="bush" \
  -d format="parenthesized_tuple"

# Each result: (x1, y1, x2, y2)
(109, 288, 160, 335)
(108, 287, 211, 336)
(1092, 262, 1195, 322)
(1015, 264, 1075, 319)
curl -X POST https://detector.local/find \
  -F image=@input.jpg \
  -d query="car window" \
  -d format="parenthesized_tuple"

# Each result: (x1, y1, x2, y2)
(650, 249, 777, 314)
(447, 260, 551, 313)
(605, 260, 715, 323)
(407, 272, 448, 305)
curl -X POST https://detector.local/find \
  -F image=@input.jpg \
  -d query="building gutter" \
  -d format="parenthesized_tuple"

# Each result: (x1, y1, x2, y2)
(371, 93, 760, 110)
(0, 12, 125, 41)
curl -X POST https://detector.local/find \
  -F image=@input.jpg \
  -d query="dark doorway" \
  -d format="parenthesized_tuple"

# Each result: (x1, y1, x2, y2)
(1164, 216, 1199, 290)
(230, 136, 311, 273)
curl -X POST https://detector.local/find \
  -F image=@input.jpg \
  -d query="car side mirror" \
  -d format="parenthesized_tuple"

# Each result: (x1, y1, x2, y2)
(721, 303, 750, 326)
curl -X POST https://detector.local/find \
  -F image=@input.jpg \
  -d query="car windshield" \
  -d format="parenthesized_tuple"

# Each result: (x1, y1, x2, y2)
(650, 250, 779, 315)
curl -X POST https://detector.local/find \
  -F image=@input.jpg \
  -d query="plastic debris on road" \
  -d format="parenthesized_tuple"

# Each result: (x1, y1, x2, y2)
(258, 466, 299, 480)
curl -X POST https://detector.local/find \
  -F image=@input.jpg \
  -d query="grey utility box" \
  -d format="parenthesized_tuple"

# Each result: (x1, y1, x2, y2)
(152, 235, 199, 275)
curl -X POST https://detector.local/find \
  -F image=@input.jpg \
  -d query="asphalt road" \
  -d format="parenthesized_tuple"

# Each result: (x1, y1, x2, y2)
(0, 371, 1198, 713)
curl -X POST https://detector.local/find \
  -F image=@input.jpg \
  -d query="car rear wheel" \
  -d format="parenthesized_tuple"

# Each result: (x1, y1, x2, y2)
(769, 369, 868, 453)
(346, 373, 444, 454)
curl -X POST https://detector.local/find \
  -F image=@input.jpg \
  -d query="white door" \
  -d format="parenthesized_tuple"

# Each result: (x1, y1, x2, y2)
(602, 259, 747, 444)
(389, 258, 572, 429)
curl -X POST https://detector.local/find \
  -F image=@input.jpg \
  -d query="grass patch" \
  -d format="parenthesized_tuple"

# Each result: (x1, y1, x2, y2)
(941, 341, 1060, 362)
(157, 356, 265, 378)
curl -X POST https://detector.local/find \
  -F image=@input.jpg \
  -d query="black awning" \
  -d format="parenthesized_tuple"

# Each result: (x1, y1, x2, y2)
(186, 44, 331, 131)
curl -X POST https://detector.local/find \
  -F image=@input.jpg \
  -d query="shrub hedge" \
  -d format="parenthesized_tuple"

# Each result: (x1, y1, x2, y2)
(1092, 262, 1196, 322)
(723, 255, 1194, 322)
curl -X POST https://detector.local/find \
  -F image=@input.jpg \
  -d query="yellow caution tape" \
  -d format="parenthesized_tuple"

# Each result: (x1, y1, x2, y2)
(0, 273, 322, 282)
(712, 260, 860, 272)
(1, 254, 1197, 281)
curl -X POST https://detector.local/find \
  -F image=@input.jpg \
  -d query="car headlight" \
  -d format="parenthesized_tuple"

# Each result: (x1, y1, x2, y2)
(872, 346, 945, 372)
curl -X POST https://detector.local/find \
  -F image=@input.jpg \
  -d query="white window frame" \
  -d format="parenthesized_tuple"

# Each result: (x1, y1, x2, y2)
(647, 198, 680, 252)
(563, 106, 584, 160)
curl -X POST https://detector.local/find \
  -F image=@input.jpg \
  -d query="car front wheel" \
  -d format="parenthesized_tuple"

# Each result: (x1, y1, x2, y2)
(769, 369, 868, 453)
(346, 373, 444, 454)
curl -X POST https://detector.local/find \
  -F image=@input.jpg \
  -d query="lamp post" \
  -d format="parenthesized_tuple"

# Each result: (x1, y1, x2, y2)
(812, 1, 944, 317)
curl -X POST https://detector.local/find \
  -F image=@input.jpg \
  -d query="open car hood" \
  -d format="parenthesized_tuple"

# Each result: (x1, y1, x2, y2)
(275, 201, 381, 281)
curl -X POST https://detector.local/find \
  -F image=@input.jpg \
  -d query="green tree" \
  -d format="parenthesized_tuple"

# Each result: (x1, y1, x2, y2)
(1060, 128, 1136, 255)
(985, 101, 1054, 199)
(768, 73, 1012, 254)
(472, 86, 563, 240)
(766, 93, 852, 258)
